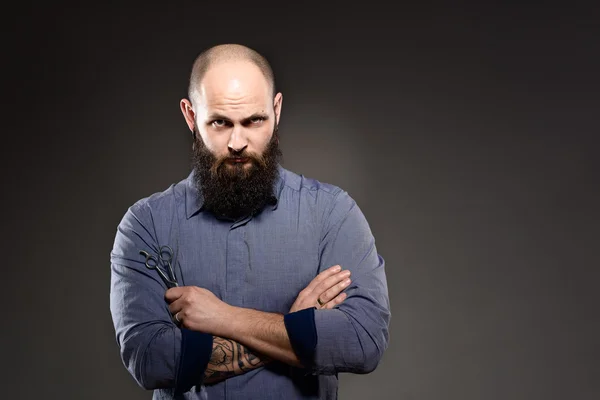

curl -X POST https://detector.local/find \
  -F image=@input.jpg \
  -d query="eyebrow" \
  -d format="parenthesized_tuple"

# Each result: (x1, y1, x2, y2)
(206, 112, 270, 124)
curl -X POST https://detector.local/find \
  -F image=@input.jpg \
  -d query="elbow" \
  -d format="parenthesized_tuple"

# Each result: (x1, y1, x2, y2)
(118, 327, 176, 391)
(356, 344, 384, 374)
(131, 363, 170, 391)
(133, 374, 160, 391)
(353, 326, 389, 374)
(323, 339, 384, 375)
(318, 333, 386, 375)
(312, 307, 390, 375)
(124, 327, 213, 393)
(125, 351, 172, 391)
(137, 379, 169, 391)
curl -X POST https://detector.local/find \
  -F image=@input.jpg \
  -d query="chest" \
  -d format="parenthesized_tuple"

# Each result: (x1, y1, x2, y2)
(174, 210, 321, 314)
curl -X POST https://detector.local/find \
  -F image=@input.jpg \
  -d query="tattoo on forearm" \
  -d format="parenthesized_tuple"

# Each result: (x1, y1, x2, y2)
(203, 337, 270, 384)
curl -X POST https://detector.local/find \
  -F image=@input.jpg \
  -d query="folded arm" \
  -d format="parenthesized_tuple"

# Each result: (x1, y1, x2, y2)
(165, 265, 352, 371)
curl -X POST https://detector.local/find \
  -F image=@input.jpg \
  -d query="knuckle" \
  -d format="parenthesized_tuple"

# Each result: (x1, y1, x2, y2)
(297, 293, 307, 302)
(316, 283, 327, 295)
(322, 282, 335, 294)
(327, 275, 341, 286)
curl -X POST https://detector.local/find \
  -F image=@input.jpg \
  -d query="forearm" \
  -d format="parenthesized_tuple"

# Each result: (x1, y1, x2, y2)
(203, 336, 271, 384)
(219, 306, 303, 368)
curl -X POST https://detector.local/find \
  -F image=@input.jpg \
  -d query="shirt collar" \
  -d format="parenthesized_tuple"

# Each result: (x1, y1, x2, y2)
(185, 164, 286, 219)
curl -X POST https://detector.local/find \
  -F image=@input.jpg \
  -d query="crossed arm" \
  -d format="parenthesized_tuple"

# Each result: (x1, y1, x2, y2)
(176, 265, 352, 385)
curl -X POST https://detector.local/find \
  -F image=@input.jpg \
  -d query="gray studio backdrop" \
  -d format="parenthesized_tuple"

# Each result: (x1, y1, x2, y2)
(5, 3, 599, 400)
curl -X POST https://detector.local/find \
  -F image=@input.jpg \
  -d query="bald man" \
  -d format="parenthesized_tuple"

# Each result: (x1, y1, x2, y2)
(110, 44, 390, 400)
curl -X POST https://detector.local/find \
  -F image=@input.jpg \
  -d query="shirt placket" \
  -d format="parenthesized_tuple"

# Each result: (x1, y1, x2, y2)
(225, 217, 251, 307)
(224, 217, 251, 400)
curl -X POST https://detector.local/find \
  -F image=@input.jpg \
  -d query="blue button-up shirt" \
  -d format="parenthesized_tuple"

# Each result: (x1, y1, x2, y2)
(110, 165, 390, 400)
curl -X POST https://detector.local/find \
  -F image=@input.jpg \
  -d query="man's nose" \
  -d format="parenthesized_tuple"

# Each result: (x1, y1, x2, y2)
(227, 126, 248, 153)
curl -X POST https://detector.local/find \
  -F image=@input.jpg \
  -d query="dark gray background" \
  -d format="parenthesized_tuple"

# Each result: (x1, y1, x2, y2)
(3, 2, 599, 399)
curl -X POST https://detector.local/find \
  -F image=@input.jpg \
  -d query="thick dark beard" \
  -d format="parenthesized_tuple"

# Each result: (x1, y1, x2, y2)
(191, 125, 282, 221)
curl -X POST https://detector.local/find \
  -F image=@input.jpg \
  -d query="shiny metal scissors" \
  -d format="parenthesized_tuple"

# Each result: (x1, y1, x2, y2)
(139, 245, 178, 288)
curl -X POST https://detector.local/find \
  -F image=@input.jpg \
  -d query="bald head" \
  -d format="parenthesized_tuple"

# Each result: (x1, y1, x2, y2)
(187, 44, 276, 105)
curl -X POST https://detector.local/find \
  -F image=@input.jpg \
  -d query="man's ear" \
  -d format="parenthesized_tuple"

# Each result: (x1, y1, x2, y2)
(180, 98, 196, 134)
(273, 92, 283, 125)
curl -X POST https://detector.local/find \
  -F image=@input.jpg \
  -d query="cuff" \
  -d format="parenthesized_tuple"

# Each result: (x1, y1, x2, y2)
(283, 307, 317, 367)
(174, 329, 213, 394)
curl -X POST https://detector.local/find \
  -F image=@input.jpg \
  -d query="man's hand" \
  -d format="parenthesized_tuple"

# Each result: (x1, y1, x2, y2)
(165, 286, 230, 335)
(289, 264, 351, 313)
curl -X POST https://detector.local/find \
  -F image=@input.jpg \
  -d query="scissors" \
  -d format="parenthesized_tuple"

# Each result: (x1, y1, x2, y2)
(139, 245, 178, 288)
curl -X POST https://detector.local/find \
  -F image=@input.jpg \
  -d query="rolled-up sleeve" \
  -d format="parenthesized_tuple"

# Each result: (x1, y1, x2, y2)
(286, 190, 391, 375)
(109, 202, 213, 392)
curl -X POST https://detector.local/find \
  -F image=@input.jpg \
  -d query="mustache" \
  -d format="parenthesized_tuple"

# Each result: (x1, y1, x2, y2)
(210, 151, 268, 175)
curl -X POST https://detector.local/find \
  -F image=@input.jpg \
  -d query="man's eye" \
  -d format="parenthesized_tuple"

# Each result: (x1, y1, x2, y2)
(212, 120, 226, 127)
(250, 117, 264, 124)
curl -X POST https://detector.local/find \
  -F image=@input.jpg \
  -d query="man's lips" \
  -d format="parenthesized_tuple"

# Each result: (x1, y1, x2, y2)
(227, 157, 250, 163)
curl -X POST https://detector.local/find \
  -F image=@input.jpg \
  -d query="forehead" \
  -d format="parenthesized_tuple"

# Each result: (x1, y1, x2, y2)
(196, 61, 272, 113)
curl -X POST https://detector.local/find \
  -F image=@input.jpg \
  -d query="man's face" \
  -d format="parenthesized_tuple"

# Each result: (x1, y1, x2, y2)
(185, 60, 283, 220)
(192, 60, 281, 170)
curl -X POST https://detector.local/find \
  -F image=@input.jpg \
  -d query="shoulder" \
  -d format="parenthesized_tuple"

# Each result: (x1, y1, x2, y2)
(279, 166, 356, 218)
(281, 166, 348, 196)
(119, 175, 187, 227)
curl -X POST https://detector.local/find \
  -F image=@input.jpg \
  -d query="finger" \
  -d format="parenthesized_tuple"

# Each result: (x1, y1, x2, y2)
(312, 269, 350, 298)
(324, 292, 347, 309)
(313, 270, 351, 296)
(168, 297, 184, 315)
(318, 276, 351, 305)
(304, 265, 342, 293)
(165, 286, 186, 302)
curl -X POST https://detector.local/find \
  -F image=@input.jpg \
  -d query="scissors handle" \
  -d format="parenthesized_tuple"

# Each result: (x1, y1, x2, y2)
(139, 249, 178, 288)
(158, 245, 174, 263)
(139, 250, 158, 267)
